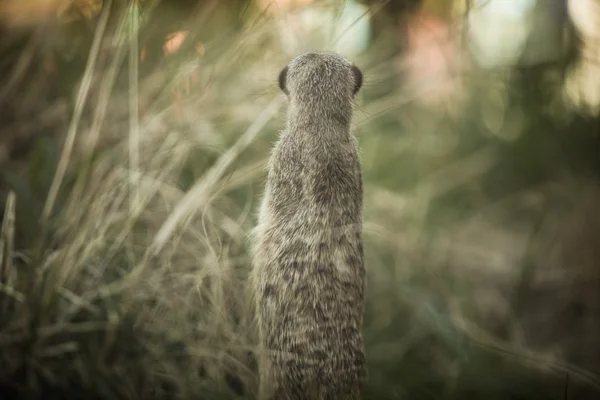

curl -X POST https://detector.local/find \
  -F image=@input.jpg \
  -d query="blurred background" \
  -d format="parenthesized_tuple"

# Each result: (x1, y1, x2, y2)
(0, 0, 599, 399)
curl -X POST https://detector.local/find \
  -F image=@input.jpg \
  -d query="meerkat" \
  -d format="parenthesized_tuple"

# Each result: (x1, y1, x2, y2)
(250, 51, 366, 400)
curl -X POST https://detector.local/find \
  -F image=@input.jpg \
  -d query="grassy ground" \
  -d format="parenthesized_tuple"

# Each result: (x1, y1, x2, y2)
(0, 1, 599, 399)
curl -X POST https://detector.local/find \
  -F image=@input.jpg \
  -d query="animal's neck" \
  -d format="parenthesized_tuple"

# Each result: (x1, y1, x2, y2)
(287, 102, 352, 135)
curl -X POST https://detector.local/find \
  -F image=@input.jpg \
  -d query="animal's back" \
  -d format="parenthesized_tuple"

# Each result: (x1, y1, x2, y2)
(251, 51, 366, 400)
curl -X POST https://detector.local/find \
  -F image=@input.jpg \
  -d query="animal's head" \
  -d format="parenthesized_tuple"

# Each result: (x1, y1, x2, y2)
(278, 52, 362, 107)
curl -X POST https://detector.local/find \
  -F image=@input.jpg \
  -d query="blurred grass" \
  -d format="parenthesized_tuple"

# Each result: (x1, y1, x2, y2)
(0, 0, 599, 399)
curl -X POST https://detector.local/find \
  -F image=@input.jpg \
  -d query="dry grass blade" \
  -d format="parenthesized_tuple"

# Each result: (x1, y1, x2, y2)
(128, 1, 141, 210)
(415, 145, 498, 198)
(42, 0, 113, 221)
(0, 29, 43, 106)
(0, 191, 16, 286)
(150, 95, 285, 255)
(331, 0, 387, 48)
(458, 317, 600, 391)
(0, 191, 21, 331)
(81, 7, 129, 157)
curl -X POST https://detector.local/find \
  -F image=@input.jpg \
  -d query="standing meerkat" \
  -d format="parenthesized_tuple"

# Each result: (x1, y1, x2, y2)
(250, 51, 366, 400)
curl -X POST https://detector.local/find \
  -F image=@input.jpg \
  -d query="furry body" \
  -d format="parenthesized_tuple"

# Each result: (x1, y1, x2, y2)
(250, 52, 366, 400)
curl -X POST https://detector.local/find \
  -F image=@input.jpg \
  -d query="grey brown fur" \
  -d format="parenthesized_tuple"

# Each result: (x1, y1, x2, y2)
(250, 52, 366, 400)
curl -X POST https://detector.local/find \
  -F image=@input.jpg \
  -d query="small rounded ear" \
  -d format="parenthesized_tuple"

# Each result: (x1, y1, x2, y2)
(278, 66, 289, 95)
(351, 65, 362, 95)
